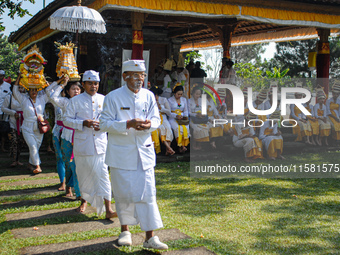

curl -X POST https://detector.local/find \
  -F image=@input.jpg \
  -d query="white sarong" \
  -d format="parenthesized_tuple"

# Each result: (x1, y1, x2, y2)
(22, 129, 44, 165)
(110, 156, 163, 231)
(74, 153, 111, 215)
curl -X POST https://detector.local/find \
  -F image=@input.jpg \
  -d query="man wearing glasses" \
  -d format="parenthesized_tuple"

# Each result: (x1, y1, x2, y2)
(100, 60, 168, 250)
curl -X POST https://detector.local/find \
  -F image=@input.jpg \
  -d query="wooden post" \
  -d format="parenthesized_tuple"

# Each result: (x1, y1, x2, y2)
(316, 28, 330, 96)
(208, 20, 239, 112)
(209, 20, 239, 60)
(131, 12, 147, 60)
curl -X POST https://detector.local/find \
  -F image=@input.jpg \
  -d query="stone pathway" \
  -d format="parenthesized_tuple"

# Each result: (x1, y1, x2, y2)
(0, 153, 216, 255)
(20, 229, 191, 254)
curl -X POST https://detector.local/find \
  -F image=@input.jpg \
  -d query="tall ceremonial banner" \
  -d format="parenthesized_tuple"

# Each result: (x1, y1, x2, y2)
(122, 49, 150, 88)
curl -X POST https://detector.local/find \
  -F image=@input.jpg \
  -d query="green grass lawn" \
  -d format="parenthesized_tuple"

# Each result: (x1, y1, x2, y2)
(1, 151, 340, 254)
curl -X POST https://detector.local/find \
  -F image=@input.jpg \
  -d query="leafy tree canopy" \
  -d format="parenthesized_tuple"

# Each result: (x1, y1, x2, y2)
(0, 34, 23, 80)
(264, 38, 340, 78)
(0, 0, 35, 31)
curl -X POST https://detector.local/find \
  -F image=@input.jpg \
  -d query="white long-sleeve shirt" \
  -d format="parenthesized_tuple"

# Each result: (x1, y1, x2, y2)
(158, 96, 171, 117)
(0, 81, 11, 116)
(64, 92, 107, 156)
(188, 97, 201, 117)
(13, 85, 49, 133)
(100, 85, 160, 171)
(168, 96, 189, 119)
(48, 85, 76, 142)
(1, 93, 22, 129)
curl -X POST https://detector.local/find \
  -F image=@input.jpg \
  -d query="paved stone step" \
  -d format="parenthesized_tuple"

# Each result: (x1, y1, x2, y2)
(0, 178, 59, 187)
(164, 247, 216, 255)
(6, 207, 97, 223)
(12, 218, 121, 239)
(0, 172, 58, 182)
(0, 185, 61, 198)
(0, 196, 77, 210)
(20, 228, 190, 255)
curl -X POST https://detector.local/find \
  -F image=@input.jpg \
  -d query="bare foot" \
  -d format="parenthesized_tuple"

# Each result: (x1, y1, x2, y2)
(65, 186, 73, 197)
(325, 140, 329, 146)
(76, 199, 87, 213)
(106, 211, 118, 219)
(182, 146, 187, 152)
(210, 141, 217, 149)
(278, 155, 286, 160)
(168, 147, 175, 155)
(32, 165, 42, 174)
(17, 161, 23, 166)
(244, 158, 254, 163)
(58, 182, 66, 191)
(10, 161, 17, 167)
(269, 157, 276, 160)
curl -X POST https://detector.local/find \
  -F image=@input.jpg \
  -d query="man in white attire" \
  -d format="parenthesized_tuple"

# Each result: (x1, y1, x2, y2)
(100, 60, 168, 250)
(63, 70, 117, 219)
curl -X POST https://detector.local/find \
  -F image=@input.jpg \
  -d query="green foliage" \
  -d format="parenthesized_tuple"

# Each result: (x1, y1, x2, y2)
(0, 0, 35, 31)
(184, 51, 201, 66)
(330, 37, 340, 78)
(0, 34, 23, 80)
(269, 40, 316, 78)
(265, 67, 289, 78)
(185, 50, 209, 72)
(234, 62, 266, 90)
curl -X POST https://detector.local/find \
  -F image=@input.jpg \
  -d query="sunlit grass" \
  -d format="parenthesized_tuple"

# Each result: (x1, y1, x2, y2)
(0, 152, 340, 254)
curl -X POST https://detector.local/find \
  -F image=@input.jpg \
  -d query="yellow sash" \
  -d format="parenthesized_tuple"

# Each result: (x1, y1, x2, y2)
(264, 128, 274, 136)
(241, 128, 250, 135)
(172, 109, 182, 115)
(151, 130, 161, 154)
(207, 105, 214, 117)
(294, 106, 302, 116)
(317, 109, 324, 117)
(172, 109, 188, 146)
(159, 114, 163, 125)
(330, 102, 339, 117)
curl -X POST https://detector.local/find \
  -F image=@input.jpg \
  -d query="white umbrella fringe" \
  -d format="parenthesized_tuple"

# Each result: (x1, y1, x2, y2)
(49, 6, 106, 34)
(50, 17, 106, 33)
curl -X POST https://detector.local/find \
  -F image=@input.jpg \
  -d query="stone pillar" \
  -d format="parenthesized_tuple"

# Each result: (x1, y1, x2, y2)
(131, 12, 147, 60)
(316, 29, 330, 96)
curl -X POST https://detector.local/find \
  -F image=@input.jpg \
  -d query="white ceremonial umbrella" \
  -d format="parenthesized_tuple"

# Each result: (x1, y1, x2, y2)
(49, 5, 106, 34)
(49, 0, 106, 59)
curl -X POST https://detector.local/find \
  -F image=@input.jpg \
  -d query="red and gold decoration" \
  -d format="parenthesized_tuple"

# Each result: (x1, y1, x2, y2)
(55, 42, 81, 81)
(132, 30, 143, 60)
(19, 44, 48, 91)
